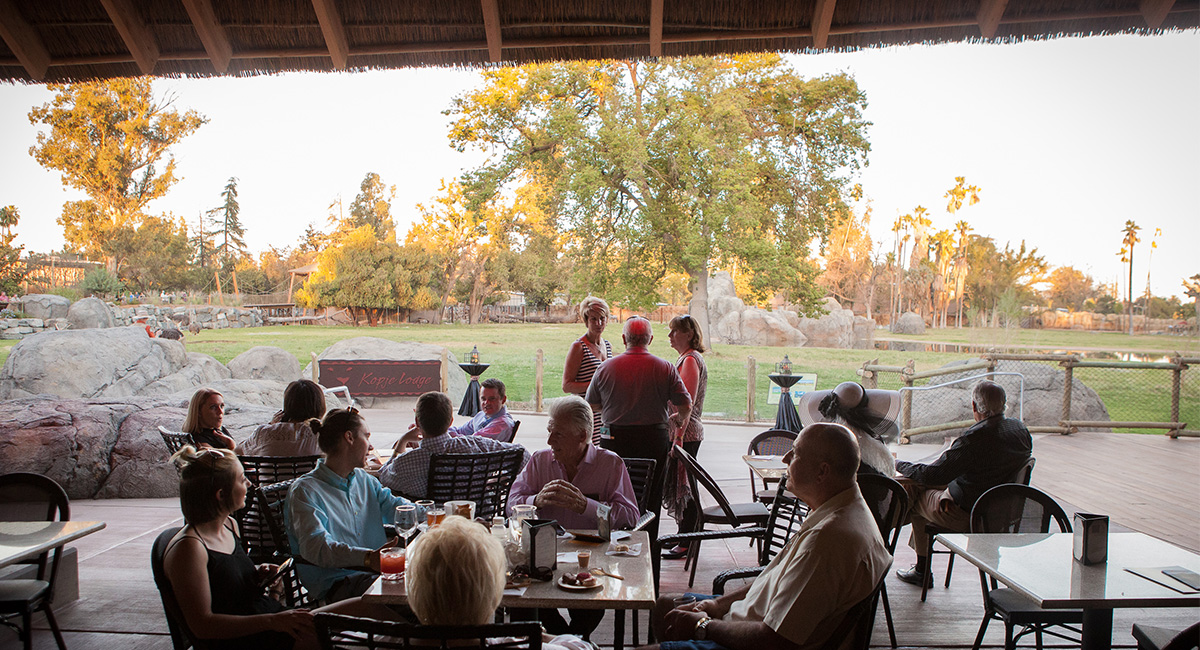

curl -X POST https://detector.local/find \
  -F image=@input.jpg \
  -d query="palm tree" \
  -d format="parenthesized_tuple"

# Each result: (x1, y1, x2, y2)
(1119, 220, 1141, 335)
(953, 220, 972, 328)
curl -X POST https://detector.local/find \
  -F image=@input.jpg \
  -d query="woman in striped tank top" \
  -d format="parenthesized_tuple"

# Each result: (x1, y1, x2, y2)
(562, 296, 612, 445)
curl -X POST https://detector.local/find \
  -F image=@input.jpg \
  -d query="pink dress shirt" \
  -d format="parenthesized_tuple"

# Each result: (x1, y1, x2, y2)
(508, 446, 640, 530)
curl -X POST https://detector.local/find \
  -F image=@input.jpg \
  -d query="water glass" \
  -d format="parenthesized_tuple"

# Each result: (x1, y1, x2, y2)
(395, 505, 418, 548)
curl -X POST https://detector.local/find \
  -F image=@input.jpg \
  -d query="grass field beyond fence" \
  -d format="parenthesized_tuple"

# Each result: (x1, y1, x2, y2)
(4, 323, 1195, 432)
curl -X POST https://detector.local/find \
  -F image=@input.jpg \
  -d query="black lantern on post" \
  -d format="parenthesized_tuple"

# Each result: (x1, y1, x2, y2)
(775, 354, 793, 375)
(470, 345, 481, 364)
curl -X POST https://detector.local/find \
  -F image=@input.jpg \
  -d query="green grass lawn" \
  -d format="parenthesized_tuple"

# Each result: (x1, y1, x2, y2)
(4, 322, 1192, 430)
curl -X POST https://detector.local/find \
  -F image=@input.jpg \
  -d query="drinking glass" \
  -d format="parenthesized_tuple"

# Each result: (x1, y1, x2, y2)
(510, 504, 537, 544)
(425, 506, 446, 527)
(414, 500, 434, 530)
(395, 505, 418, 548)
(380, 548, 405, 581)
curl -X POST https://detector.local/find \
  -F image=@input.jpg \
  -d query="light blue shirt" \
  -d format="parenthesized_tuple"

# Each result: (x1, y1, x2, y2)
(285, 459, 410, 600)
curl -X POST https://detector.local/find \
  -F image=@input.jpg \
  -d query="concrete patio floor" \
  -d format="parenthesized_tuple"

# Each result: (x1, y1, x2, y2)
(3, 408, 1197, 650)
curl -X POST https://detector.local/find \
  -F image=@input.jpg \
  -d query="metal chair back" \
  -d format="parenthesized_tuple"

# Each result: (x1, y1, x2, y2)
(150, 527, 206, 650)
(970, 483, 1071, 535)
(675, 444, 743, 526)
(239, 455, 321, 485)
(746, 429, 797, 500)
(426, 447, 526, 520)
(316, 613, 542, 650)
(158, 426, 194, 456)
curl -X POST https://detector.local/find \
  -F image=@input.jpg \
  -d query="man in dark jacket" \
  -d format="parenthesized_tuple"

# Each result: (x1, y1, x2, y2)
(893, 380, 1032, 587)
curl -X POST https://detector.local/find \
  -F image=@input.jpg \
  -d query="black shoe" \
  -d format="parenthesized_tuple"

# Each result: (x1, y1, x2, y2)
(661, 545, 689, 560)
(896, 565, 933, 588)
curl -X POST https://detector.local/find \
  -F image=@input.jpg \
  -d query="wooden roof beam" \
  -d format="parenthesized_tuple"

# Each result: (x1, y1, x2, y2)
(481, 0, 502, 62)
(310, 0, 349, 69)
(99, 0, 159, 75)
(0, 0, 49, 80)
(811, 0, 837, 49)
(977, 0, 1009, 38)
(1140, 0, 1176, 27)
(649, 0, 663, 56)
(179, 0, 232, 72)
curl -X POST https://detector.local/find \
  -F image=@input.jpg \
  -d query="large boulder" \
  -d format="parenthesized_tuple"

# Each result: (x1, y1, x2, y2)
(302, 337, 469, 408)
(0, 327, 187, 400)
(139, 352, 233, 397)
(0, 395, 277, 499)
(906, 359, 1111, 442)
(165, 378, 289, 409)
(707, 272, 807, 347)
(797, 297, 876, 349)
(12, 294, 71, 320)
(228, 346, 301, 382)
(67, 297, 116, 329)
(893, 311, 926, 335)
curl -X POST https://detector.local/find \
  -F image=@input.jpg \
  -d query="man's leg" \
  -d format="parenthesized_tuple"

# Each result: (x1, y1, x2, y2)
(897, 487, 969, 587)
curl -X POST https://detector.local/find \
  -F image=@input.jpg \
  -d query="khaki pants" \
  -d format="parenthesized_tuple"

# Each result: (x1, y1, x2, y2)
(906, 486, 970, 555)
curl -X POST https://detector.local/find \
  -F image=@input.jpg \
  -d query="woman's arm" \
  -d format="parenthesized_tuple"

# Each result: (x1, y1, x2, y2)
(561, 340, 588, 394)
(163, 535, 314, 641)
(678, 354, 701, 400)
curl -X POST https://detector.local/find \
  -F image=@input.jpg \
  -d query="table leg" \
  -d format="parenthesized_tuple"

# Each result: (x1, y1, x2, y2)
(615, 610, 625, 650)
(1080, 609, 1113, 650)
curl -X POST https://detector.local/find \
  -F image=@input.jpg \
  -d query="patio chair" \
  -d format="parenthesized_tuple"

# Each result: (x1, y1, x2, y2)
(922, 456, 1036, 602)
(1132, 622, 1199, 650)
(969, 484, 1082, 650)
(746, 429, 797, 503)
(703, 480, 807, 595)
(316, 612, 543, 650)
(659, 445, 771, 587)
(621, 457, 657, 532)
(822, 570, 891, 650)
(496, 420, 520, 443)
(857, 473, 910, 648)
(426, 447, 526, 521)
(239, 479, 297, 563)
(158, 426, 194, 456)
(0, 472, 70, 650)
(239, 455, 321, 486)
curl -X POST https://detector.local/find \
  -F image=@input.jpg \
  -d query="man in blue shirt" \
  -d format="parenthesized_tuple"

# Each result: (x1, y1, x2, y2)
(448, 378, 516, 440)
(286, 408, 410, 602)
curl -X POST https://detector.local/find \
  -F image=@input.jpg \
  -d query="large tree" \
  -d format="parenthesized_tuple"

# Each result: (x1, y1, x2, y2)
(209, 177, 248, 268)
(1118, 220, 1141, 334)
(28, 79, 206, 272)
(447, 54, 870, 331)
(1046, 266, 1096, 311)
(346, 173, 397, 242)
(0, 206, 26, 294)
(964, 237, 1046, 326)
(113, 215, 193, 291)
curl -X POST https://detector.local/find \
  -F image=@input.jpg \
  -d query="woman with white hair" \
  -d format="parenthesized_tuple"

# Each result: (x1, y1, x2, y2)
(562, 296, 612, 445)
(406, 517, 590, 650)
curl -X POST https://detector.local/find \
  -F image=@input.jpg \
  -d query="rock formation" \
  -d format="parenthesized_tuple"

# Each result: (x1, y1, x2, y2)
(705, 272, 874, 349)
(893, 311, 926, 335)
(67, 297, 116, 329)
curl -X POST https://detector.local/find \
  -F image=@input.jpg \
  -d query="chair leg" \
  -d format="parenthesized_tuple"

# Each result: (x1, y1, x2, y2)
(687, 541, 700, 588)
(22, 610, 33, 650)
(1005, 620, 1016, 650)
(945, 552, 956, 588)
(971, 611, 993, 650)
(44, 605, 68, 650)
(921, 535, 934, 602)
(880, 583, 897, 648)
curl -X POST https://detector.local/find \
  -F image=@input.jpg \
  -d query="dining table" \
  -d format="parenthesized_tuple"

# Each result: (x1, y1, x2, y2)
(743, 454, 788, 482)
(363, 529, 655, 650)
(936, 531, 1200, 650)
(0, 520, 107, 568)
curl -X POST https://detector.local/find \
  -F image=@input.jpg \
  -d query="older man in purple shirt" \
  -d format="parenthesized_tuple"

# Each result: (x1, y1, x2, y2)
(508, 394, 639, 636)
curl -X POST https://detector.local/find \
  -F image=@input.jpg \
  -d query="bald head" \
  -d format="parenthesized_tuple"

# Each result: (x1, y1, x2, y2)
(623, 317, 653, 348)
(799, 423, 861, 482)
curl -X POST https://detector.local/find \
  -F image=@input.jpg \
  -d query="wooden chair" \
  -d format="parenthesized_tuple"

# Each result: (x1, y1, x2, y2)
(158, 426, 194, 456)
(922, 456, 1036, 602)
(425, 447, 526, 521)
(239, 455, 321, 486)
(0, 473, 70, 650)
(746, 429, 797, 503)
(857, 473, 910, 648)
(670, 445, 770, 587)
(316, 612, 543, 650)
(969, 484, 1082, 650)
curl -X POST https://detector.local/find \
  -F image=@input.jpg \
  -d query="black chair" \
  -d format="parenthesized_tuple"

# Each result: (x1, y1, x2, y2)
(242, 479, 298, 563)
(1133, 622, 1199, 650)
(922, 456, 1036, 602)
(159, 426, 194, 456)
(746, 429, 797, 503)
(820, 571, 891, 650)
(497, 420, 521, 443)
(316, 612, 543, 650)
(152, 526, 313, 650)
(239, 455, 321, 486)
(969, 484, 1082, 650)
(621, 457, 657, 532)
(857, 473, 910, 648)
(426, 448, 526, 521)
(704, 480, 807, 595)
(0, 473, 70, 650)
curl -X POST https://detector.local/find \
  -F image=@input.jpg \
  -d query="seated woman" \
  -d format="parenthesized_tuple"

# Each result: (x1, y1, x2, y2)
(163, 447, 398, 650)
(185, 387, 235, 450)
(507, 394, 638, 636)
(406, 516, 590, 650)
(799, 381, 898, 475)
(237, 380, 326, 456)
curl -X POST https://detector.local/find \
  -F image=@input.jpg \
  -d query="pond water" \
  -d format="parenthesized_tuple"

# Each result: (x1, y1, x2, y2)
(872, 340, 1174, 363)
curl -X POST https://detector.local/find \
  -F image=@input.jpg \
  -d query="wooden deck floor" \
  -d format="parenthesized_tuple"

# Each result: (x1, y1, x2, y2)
(3, 421, 1197, 650)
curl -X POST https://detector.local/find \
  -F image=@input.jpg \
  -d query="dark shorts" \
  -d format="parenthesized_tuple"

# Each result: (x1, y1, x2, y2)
(660, 641, 729, 650)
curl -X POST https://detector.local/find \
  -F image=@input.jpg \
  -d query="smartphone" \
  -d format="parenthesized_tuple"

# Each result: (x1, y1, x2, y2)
(258, 557, 294, 589)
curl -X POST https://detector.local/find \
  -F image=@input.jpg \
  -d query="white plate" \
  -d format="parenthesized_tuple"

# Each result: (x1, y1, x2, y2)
(557, 575, 602, 591)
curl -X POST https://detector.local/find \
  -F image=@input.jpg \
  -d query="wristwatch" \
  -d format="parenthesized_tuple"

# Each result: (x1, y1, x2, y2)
(694, 617, 712, 640)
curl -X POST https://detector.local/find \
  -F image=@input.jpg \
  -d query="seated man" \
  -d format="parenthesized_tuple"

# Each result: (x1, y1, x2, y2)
(448, 377, 516, 440)
(286, 408, 409, 602)
(377, 391, 528, 500)
(645, 423, 891, 650)
(508, 395, 640, 637)
(893, 379, 1033, 587)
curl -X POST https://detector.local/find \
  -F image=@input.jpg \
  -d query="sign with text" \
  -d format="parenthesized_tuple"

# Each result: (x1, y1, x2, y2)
(318, 359, 441, 397)
(767, 373, 818, 405)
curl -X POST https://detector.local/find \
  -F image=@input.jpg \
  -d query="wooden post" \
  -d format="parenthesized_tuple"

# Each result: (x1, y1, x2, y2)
(440, 350, 449, 392)
(746, 356, 756, 423)
(859, 358, 878, 389)
(214, 271, 225, 306)
(1170, 356, 1182, 439)
(310, 352, 319, 383)
(232, 270, 240, 300)
(901, 359, 915, 432)
(1061, 359, 1074, 435)
(535, 348, 544, 412)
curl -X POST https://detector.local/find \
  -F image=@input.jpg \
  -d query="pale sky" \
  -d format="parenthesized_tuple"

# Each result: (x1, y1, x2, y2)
(1, 31, 1196, 299)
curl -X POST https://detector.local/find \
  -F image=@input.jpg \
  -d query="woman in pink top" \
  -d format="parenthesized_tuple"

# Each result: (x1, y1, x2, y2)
(662, 314, 708, 560)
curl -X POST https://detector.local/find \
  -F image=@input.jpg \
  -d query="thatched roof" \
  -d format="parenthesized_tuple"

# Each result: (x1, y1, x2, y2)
(1, 0, 1196, 83)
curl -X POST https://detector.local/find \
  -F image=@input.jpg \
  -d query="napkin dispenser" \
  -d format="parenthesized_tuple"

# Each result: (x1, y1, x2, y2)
(523, 518, 558, 580)
(1073, 512, 1108, 565)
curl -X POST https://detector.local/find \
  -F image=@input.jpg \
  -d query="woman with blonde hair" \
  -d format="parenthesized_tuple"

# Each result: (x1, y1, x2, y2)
(184, 387, 235, 450)
(661, 314, 708, 560)
(562, 296, 612, 445)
